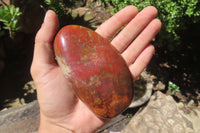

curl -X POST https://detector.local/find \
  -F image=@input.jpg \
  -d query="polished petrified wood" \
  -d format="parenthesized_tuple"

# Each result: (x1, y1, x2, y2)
(54, 25, 134, 119)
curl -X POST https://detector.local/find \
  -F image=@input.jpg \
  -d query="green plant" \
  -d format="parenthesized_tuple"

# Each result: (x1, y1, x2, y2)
(43, 0, 85, 16)
(43, 0, 95, 27)
(100, 0, 200, 51)
(125, 113, 133, 118)
(168, 81, 180, 95)
(44, 0, 69, 16)
(0, 5, 22, 39)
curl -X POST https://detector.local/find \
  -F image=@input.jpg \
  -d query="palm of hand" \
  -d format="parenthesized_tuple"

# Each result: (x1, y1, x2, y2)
(31, 6, 161, 133)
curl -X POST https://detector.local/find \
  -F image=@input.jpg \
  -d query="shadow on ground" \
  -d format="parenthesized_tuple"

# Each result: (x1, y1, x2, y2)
(147, 23, 200, 105)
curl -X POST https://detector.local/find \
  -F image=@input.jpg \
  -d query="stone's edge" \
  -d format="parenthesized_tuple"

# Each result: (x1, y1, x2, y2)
(128, 71, 153, 108)
(97, 70, 153, 132)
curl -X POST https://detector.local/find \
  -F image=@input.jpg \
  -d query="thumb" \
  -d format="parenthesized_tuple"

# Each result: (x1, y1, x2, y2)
(31, 10, 59, 78)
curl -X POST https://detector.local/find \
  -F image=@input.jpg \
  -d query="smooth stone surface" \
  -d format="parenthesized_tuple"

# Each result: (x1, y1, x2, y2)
(54, 25, 134, 118)
(122, 91, 200, 133)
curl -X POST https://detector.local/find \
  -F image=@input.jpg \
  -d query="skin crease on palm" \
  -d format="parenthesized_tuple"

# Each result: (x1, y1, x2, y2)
(31, 6, 161, 133)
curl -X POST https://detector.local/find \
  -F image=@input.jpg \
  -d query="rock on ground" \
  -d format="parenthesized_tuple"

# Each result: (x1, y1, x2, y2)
(0, 101, 40, 133)
(122, 91, 200, 133)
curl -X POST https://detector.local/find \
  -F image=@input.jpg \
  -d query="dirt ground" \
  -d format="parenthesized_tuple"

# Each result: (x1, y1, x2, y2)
(147, 41, 200, 107)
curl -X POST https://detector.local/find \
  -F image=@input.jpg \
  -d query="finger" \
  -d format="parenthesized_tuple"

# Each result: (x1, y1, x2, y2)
(111, 6, 158, 52)
(32, 10, 59, 68)
(122, 19, 161, 65)
(35, 10, 59, 44)
(96, 5, 138, 40)
(31, 10, 59, 79)
(129, 45, 155, 80)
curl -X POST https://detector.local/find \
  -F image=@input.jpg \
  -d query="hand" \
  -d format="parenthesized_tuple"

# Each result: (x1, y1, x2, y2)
(31, 6, 161, 133)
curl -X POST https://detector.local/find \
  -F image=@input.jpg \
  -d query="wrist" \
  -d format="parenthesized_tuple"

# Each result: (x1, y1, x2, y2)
(38, 114, 101, 133)
(37, 101, 108, 133)
(38, 116, 74, 133)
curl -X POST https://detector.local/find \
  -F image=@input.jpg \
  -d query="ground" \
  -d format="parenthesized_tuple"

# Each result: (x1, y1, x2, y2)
(0, 0, 199, 113)
(147, 37, 200, 106)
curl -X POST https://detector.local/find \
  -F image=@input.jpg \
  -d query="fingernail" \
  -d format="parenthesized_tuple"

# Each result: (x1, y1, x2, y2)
(44, 10, 51, 22)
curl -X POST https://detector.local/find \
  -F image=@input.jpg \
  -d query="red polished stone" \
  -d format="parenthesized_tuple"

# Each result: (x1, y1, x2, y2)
(54, 25, 134, 119)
